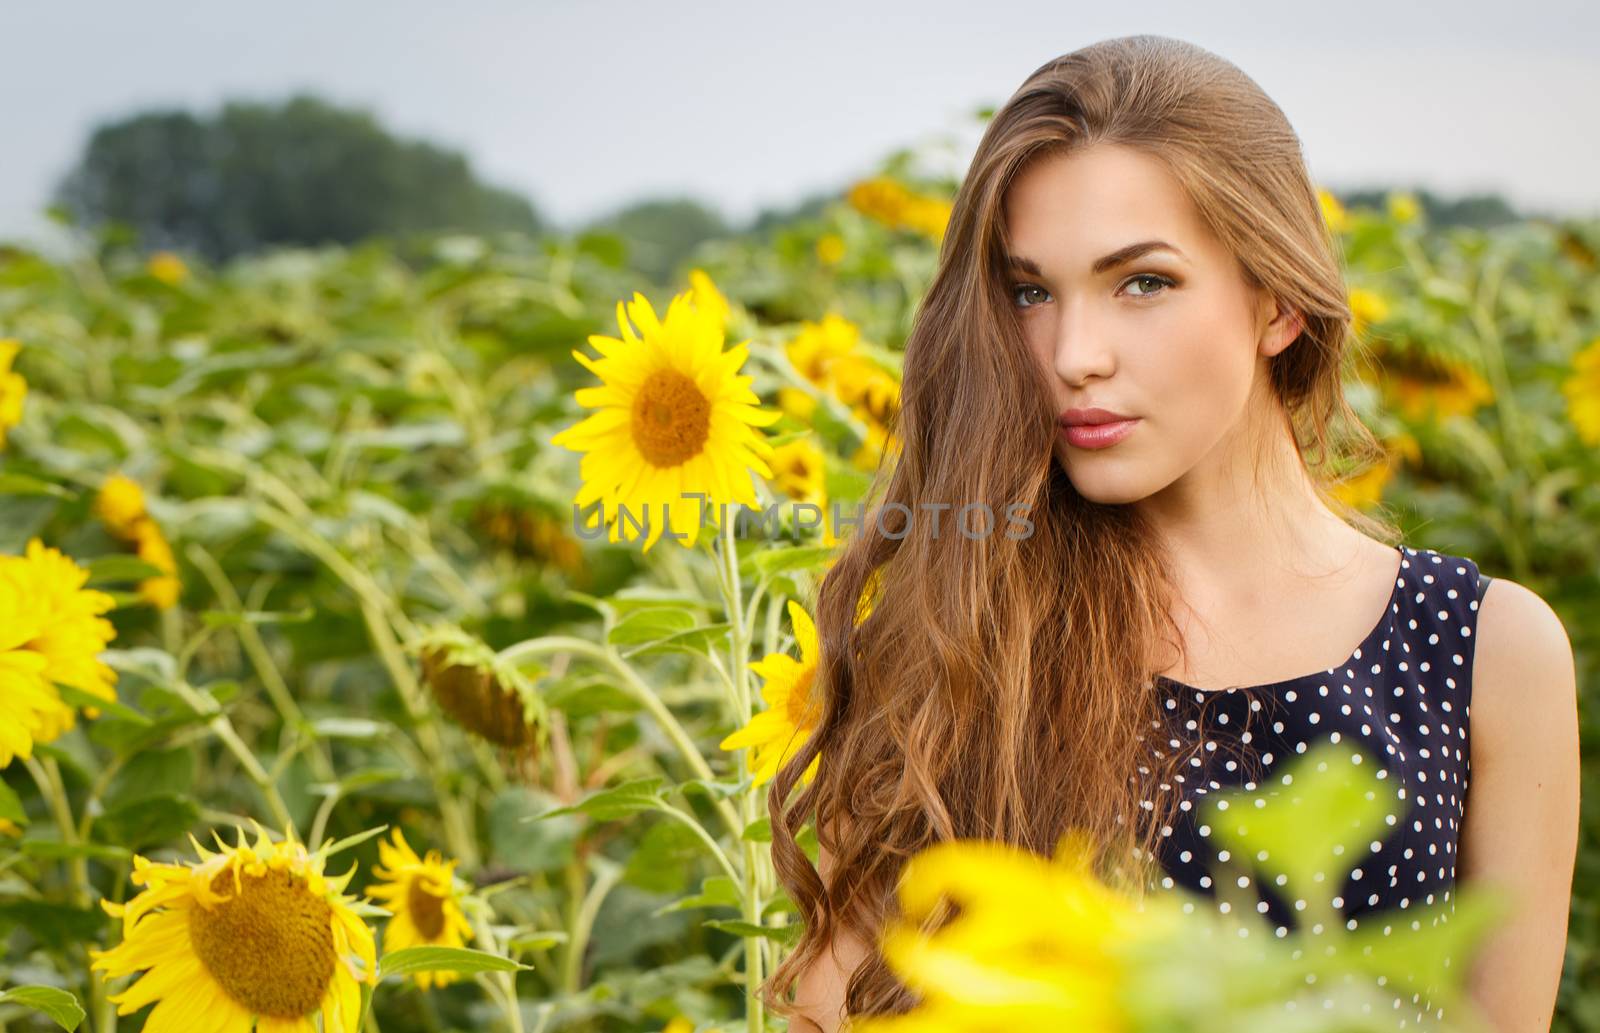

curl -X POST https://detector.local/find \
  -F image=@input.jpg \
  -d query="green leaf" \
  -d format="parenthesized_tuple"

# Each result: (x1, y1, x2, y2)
(529, 777, 665, 823)
(749, 544, 835, 578)
(702, 918, 800, 947)
(0, 778, 26, 825)
(83, 555, 169, 586)
(621, 621, 732, 661)
(0, 985, 85, 1030)
(319, 824, 390, 859)
(623, 819, 702, 894)
(678, 776, 747, 803)
(606, 607, 696, 647)
(0, 474, 75, 498)
(741, 816, 772, 843)
(105, 747, 194, 808)
(54, 684, 150, 727)
(1203, 741, 1393, 912)
(0, 901, 105, 951)
(94, 795, 200, 850)
(506, 930, 570, 952)
(378, 945, 529, 980)
(19, 839, 132, 863)
(654, 875, 741, 916)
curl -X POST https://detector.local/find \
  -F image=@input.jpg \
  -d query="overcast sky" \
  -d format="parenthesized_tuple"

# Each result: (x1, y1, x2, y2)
(2, 0, 1596, 247)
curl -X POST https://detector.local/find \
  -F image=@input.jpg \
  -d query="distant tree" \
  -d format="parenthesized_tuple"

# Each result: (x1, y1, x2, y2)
(746, 190, 836, 237)
(53, 94, 544, 261)
(582, 197, 730, 284)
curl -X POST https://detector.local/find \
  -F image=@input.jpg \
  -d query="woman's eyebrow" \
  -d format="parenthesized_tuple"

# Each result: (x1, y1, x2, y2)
(1005, 240, 1187, 277)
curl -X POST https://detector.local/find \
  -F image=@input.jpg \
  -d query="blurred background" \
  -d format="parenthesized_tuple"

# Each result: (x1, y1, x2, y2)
(0, 3, 1595, 1033)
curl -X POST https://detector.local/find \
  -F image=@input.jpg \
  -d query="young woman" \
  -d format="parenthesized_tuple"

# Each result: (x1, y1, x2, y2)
(764, 34, 1580, 1033)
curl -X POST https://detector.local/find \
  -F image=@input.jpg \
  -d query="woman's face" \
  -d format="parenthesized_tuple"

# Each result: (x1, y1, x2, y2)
(1002, 142, 1300, 507)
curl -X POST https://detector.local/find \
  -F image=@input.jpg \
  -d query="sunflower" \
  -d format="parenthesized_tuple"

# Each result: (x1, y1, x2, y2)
(1561, 336, 1600, 446)
(1318, 187, 1348, 235)
(416, 623, 545, 750)
(550, 289, 780, 553)
(719, 600, 823, 786)
(366, 829, 474, 990)
(785, 313, 860, 388)
(848, 832, 1172, 1033)
(0, 338, 27, 449)
(95, 473, 150, 539)
(768, 437, 826, 510)
(0, 538, 118, 767)
(130, 518, 182, 610)
(89, 824, 377, 1033)
(94, 474, 182, 608)
(146, 250, 190, 286)
(687, 268, 731, 333)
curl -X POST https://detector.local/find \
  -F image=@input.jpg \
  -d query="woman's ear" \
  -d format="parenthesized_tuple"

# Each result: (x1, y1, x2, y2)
(1259, 296, 1304, 358)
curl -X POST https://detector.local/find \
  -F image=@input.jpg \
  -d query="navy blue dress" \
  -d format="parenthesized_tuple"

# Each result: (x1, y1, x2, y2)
(1137, 545, 1489, 1029)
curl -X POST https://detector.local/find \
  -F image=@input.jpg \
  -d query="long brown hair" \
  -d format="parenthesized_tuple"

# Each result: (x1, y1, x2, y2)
(762, 33, 1400, 1023)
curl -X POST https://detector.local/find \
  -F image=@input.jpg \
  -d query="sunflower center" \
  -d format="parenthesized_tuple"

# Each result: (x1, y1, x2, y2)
(189, 867, 337, 1018)
(786, 670, 820, 729)
(631, 369, 711, 467)
(407, 875, 448, 940)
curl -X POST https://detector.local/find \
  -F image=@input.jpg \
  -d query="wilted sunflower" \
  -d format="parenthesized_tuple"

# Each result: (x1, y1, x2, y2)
(550, 289, 780, 553)
(0, 538, 118, 767)
(416, 624, 545, 750)
(89, 824, 377, 1033)
(0, 338, 27, 449)
(367, 828, 474, 990)
(719, 600, 822, 786)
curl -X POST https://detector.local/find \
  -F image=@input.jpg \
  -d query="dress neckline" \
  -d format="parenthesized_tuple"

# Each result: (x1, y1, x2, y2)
(1153, 544, 1408, 697)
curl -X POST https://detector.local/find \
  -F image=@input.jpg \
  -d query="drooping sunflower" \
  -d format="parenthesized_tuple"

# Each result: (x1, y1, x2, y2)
(366, 828, 474, 990)
(0, 338, 27, 449)
(0, 538, 119, 768)
(550, 288, 780, 553)
(719, 600, 822, 786)
(89, 824, 377, 1033)
(415, 623, 546, 751)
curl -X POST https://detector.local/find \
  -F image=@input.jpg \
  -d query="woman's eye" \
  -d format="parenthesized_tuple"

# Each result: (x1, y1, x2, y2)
(1122, 273, 1173, 298)
(1013, 283, 1049, 309)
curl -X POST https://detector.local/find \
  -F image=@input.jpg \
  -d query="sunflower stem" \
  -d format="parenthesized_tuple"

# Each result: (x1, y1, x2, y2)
(24, 756, 113, 1033)
(559, 857, 622, 997)
(185, 542, 336, 783)
(716, 514, 766, 1033)
(167, 678, 298, 836)
(496, 636, 743, 843)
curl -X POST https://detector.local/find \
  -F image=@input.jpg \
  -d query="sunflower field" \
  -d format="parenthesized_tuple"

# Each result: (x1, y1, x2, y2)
(0, 148, 1597, 1033)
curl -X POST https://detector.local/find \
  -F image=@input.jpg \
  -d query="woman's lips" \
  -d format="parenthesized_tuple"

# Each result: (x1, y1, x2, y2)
(1060, 418, 1139, 449)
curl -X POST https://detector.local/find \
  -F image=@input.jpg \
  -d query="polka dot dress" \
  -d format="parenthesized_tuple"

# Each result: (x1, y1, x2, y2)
(1138, 546, 1488, 1029)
